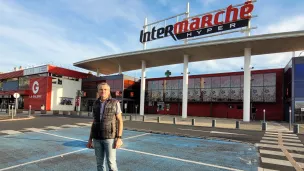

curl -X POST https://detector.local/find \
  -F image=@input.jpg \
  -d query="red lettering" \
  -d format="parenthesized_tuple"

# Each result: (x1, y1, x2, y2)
(214, 11, 225, 25)
(240, 1, 254, 19)
(201, 14, 213, 28)
(189, 17, 200, 31)
(225, 5, 238, 23)
(174, 20, 189, 34)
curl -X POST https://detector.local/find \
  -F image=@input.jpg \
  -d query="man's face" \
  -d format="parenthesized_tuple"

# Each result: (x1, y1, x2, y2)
(98, 85, 110, 100)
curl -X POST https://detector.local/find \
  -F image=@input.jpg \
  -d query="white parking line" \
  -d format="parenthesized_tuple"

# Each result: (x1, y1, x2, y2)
(35, 131, 86, 142)
(257, 167, 279, 171)
(283, 139, 301, 143)
(259, 149, 304, 158)
(178, 128, 209, 133)
(124, 133, 151, 140)
(75, 123, 91, 126)
(256, 143, 304, 152)
(259, 149, 284, 156)
(0, 131, 151, 170)
(44, 126, 62, 130)
(0, 130, 22, 135)
(262, 137, 278, 141)
(260, 140, 303, 147)
(261, 157, 292, 167)
(282, 136, 299, 139)
(120, 148, 244, 171)
(0, 149, 87, 171)
(60, 124, 80, 128)
(283, 142, 304, 147)
(23, 128, 45, 132)
(291, 153, 304, 159)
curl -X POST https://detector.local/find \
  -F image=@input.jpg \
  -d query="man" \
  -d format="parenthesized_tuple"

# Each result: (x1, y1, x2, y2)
(86, 82, 123, 171)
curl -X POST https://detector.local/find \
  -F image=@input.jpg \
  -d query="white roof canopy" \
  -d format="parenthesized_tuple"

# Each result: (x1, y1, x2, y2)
(74, 31, 304, 75)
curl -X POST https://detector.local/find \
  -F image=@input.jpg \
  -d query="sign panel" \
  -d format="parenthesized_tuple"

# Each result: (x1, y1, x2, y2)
(140, 2, 254, 43)
(24, 65, 48, 76)
(28, 77, 51, 110)
(13, 93, 20, 99)
(301, 108, 304, 112)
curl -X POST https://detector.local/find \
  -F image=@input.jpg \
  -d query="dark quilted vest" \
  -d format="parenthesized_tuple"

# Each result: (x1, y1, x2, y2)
(92, 98, 118, 139)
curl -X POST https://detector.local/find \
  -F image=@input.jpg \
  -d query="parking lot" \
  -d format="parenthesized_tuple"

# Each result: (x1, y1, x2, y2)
(0, 125, 259, 171)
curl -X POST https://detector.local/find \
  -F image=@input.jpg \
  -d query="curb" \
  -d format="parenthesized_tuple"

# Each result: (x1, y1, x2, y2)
(124, 127, 254, 145)
(124, 120, 264, 133)
(0, 116, 35, 122)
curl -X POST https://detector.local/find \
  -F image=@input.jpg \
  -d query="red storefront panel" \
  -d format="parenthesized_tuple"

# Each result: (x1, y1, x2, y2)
(145, 68, 284, 121)
(27, 77, 52, 110)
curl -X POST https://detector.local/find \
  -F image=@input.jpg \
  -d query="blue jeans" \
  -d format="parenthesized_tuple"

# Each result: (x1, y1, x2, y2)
(93, 139, 118, 171)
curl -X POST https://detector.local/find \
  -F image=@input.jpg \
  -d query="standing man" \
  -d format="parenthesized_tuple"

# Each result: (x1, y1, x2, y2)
(87, 82, 123, 171)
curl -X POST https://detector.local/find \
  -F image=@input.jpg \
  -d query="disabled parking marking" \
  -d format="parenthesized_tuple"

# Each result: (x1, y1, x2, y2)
(120, 148, 244, 171)
(0, 131, 151, 171)
(32, 130, 248, 171)
(0, 149, 87, 171)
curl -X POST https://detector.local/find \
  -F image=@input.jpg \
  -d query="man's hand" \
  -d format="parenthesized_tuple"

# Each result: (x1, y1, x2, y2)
(86, 139, 93, 149)
(115, 138, 123, 149)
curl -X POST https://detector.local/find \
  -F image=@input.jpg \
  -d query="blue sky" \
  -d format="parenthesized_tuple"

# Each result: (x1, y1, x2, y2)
(0, 0, 303, 78)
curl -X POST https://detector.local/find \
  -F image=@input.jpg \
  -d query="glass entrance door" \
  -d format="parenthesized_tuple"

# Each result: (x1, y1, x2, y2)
(295, 101, 304, 123)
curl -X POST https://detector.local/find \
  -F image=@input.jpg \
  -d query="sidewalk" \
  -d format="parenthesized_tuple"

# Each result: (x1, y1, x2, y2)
(0, 113, 34, 121)
(123, 113, 294, 133)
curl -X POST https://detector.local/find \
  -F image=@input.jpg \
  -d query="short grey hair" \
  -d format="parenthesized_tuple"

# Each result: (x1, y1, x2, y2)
(97, 82, 111, 90)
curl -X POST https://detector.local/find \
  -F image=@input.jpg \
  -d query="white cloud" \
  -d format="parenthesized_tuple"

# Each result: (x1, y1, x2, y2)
(263, 15, 304, 34)
(98, 38, 122, 54)
(60, 0, 155, 29)
(0, 1, 130, 73)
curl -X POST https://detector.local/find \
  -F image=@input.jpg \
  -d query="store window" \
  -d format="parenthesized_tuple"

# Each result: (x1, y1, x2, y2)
(295, 101, 304, 122)
(59, 97, 73, 105)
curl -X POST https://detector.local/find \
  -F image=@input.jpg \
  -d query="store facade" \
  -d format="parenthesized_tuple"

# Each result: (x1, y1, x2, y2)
(145, 68, 283, 120)
(284, 56, 304, 123)
(0, 65, 88, 111)
(80, 74, 140, 114)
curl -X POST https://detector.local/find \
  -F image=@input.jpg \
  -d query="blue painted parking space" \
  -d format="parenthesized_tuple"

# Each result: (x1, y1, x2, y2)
(0, 127, 259, 171)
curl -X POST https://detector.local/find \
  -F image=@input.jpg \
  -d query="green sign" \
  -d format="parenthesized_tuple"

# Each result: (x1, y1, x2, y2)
(165, 70, 171, 77)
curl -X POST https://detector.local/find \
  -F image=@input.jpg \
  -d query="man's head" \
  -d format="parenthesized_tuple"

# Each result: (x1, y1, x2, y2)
(97, 82, 111, 101)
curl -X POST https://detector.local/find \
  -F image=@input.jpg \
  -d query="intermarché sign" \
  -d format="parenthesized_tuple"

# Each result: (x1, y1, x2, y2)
(139, 1, 254, 43)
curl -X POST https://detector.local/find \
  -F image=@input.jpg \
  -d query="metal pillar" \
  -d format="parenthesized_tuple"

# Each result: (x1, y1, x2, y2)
(118, 64, 122, 74)
(140, 60, 146, 116)
(243, 48, 251, 122)
(96, 68, 100, 77)
(143, 18, 148, 50)
(184, 2, 190, 44)
(182, 55, 189, 118)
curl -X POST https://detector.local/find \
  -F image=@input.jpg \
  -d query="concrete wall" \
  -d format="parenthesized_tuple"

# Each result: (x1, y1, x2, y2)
(51, 78, 81, 111)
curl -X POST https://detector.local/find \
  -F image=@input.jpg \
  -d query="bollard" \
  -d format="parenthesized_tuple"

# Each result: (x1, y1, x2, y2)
(192, 119, 195, 126)
(263, 109, 266, 122)
(28, 105, 31, 117)
(212, 119, 216, 127)
(262, 122, 267, 131)
(236, 121, 240, 129)
(143, 116, 145, 122)
(130, 115, 132, 121)
(12, 105, 14, 119)
(8, 105, 11, 116)
(289, 109, 292, 131)
(173, 117, 176, 124)
(293, 124, 299, 134)
(157, 117, 161, 123)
